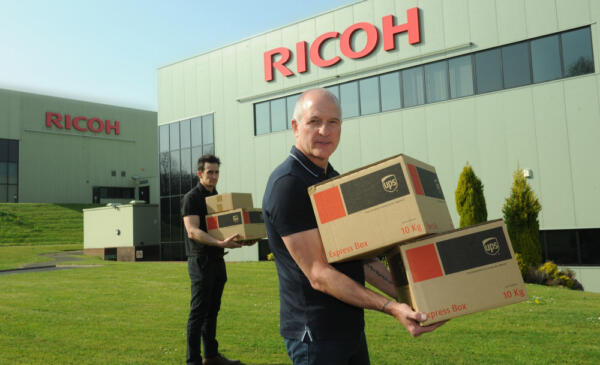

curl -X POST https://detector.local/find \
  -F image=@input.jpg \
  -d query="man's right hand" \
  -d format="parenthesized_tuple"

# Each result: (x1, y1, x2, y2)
(218, 234, 242, 248)
(387, 302, 447, 337)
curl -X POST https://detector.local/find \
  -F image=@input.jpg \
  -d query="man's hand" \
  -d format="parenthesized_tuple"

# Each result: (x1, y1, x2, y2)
(218, 234, 242, 248)
(386, 301, 447, 337)
(237, 239, 259, 246)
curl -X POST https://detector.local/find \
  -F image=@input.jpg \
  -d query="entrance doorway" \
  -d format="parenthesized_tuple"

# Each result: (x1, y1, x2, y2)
(139, 186, 150, 203)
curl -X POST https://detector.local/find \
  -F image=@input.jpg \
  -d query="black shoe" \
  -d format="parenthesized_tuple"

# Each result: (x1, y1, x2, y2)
(202, 353, 243, 365)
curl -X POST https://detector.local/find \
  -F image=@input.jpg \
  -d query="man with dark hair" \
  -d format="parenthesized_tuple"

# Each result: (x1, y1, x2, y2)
(182, 154, 243, 365)
(262, 88, 445, 365)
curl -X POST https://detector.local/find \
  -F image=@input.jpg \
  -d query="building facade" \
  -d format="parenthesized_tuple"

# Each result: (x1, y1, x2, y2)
(0, 88, 158, 205)
(157, 0, 600, 291)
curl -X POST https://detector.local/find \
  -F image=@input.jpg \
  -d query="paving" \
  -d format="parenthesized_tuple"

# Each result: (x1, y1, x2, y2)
(0, 250, 102, 275)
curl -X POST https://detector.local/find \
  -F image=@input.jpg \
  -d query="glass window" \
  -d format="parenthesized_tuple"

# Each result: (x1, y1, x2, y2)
(159, 152, 170, 196)
(449, 55, 474, 98)
(380, 72, 402, 111)
(180, 148, 192, 193)
(255, 101, 270, 135)
(170, 150, 180, 196)
(191, 117, 202, 147)
(340, 81, 359, 118)
(8, 140, 18, 162)
(544, 230, 578, 265)
(160, 197, 170, 241)
(579, 229, 600, 265)
(286, 94, 300, 128)
(502, 42, 531, 88)
(7, 185, 17, 202)
(7, 163, 17, 184)
(202, 114, 214, 145)
(170, 196, 182, 242)
(270, 98, 287, 132)
(425, 60, 449, 103)
(0, 162, 6, 184)
(326, 85, 339, 101)
(180, 119, 191, 149)
(359, 76, 380, 115)
(402, 66, 425, 107)
(169, 123, 179, 151)
(562, 27, 594, 77)
(531, 34, 562, 83)
(0, 139, 7, 161)
(159, 125, 169, 152)
(475, 49, 503, 93)
(0, 185, 7, 203)
(203, 144, 215, 155)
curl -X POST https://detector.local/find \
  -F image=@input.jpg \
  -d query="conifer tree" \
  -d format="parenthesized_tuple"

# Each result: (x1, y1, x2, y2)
(455, 163, 487, 228)
(502, 168, 542, 268)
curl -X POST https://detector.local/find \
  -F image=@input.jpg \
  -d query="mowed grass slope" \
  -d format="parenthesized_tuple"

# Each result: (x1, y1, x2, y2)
(1, 246, 599, 365)
(0, 203, 98, 246)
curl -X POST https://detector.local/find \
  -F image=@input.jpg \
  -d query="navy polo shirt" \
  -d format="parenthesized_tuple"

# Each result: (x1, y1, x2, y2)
(181, 183, 223, 257)
(262, 146, 365, 340)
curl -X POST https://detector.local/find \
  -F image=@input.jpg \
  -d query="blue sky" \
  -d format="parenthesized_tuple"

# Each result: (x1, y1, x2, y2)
(0, 0, 355, 111)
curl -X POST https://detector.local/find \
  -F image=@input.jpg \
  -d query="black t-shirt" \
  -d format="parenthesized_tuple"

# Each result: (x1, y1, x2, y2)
(262, 146, 365, 340)
(181, 183, 223, 257)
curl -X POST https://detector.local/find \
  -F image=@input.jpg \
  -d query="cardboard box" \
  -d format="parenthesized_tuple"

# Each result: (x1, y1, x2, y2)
(308, 154, 454, 263)
(206, 193, 254, 214)
(386, 219, 528, 326)
(205, 208, 266, 240)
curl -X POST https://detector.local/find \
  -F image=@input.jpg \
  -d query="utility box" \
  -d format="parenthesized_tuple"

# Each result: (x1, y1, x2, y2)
(83, 202, 160, 261)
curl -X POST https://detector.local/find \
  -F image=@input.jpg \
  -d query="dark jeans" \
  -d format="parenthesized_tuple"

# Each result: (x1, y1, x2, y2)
(284, 331, 370, 365)
(187, 255, 227, 365)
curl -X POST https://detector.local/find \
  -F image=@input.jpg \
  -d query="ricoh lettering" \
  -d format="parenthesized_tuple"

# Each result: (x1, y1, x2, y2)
(264, 7, 421, 82)
(45, 112, 121, 135)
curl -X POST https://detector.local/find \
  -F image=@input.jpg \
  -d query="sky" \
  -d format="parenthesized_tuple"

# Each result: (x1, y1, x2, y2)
(0, 0, 355, 111)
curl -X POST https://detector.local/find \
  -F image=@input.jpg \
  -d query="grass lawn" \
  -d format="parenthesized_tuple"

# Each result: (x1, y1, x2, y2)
(1, 247, 600, 364)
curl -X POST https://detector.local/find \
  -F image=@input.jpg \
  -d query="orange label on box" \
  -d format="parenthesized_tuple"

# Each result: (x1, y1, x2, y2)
(314, 186, 346, 224)
(405, 243, 443, 283)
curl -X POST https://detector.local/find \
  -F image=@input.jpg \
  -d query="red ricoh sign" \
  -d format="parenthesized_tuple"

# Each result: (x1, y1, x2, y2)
(264, 7, 421, 82)
(45, 112, 120, 135)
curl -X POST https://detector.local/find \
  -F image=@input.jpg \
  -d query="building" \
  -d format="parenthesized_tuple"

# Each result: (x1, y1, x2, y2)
(0, 88, 158, 205)
(157, 0, 600, 292)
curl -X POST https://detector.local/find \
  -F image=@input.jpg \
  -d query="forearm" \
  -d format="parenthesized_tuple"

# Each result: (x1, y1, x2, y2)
(188, 227, 221, 246)
(363, 258, 396, 298)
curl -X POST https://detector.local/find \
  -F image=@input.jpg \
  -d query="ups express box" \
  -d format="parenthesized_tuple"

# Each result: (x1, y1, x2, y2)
(206, 193, 254, 214)
(205, 208, 266, 240)
(386, 219, 528, 326)
(308, 154, 454, 263)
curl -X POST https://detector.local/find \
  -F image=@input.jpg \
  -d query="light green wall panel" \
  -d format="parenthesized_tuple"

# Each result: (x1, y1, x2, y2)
(525, 0, 558, 38)
(442, 0, 470, 49)
(468, 0, 499, 49)
(401, 107, 428, 161)
(497, 0, 528, 44)
(556, 0, 591, 30)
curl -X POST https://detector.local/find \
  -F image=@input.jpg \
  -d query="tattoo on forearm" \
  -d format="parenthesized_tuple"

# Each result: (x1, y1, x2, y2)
(366, 263, 393, 285)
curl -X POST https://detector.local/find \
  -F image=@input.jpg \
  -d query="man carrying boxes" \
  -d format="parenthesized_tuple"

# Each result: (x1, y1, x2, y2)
(262, 88, 445, 365)
(181, 154, 252, 365)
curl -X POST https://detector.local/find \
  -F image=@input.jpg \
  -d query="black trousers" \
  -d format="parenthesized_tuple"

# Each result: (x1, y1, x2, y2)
(186, 255, 227, 365)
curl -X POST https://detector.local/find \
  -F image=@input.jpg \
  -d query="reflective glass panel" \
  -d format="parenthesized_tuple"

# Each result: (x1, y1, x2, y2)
(169, 123, 179, 151)
(475, 49, 503, 93)
(380, 72, 401, 111)
(340, 81, 359, 118)
(580, 229, 600, 265)
(191, 117, 203, 147)
(402, 66, 424, 107)
(202, 114, 214, 144)
(159, 125, 169, 152)
(160, 197, 170, 241)
(544, 230, 578, 265)
(255, 102, 270, 135)
(0, 162, 6, 184)
(170, 196, 182, 242)
(159, 152, 170, 196)
(531, 35, 562, 83)
(425, 60, 449, 103)
(562, 27, 594, 77)
(7, 185, 17, 202)
(449, 55, 474, 98)
(502, 42, 531, 88)
(0, 185, 7, 203)
(286, 94, 300, 128)
(7, 163, 17, 184)
(270, 98, 287, 132)
(359, 76, 380, 115)
(170, 150, 180, 196)
(180, 119, 191, 149)
(180, 148, 192, 193)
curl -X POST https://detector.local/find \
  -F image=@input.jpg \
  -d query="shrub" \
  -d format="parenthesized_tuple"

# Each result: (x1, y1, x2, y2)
(502, 168, 542, 268)
(525, 260, 584, 290)
(266, 253, 274, 261)
(455, 163, 487, 228)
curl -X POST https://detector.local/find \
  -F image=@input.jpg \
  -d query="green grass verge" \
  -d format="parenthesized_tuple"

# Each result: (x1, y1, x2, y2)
(1, 246, 599, 364)
(0, 203, 99, 246)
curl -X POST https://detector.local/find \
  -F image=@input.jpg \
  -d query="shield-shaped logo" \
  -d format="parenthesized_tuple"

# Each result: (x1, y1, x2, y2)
(482, 237, 500, 256)
(381, 174, 399, 193)
(233, 214, 240, 224)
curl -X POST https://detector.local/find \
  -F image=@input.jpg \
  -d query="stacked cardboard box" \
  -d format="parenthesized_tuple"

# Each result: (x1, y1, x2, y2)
(308, 154, 527, 324)
(205, 193, 266, 240)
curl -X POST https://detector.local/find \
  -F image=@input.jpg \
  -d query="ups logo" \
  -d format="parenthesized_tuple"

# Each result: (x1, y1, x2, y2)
(233, 215, 240, 224)
(482, 237, 500, 256)
(381, 174, 399, 193)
